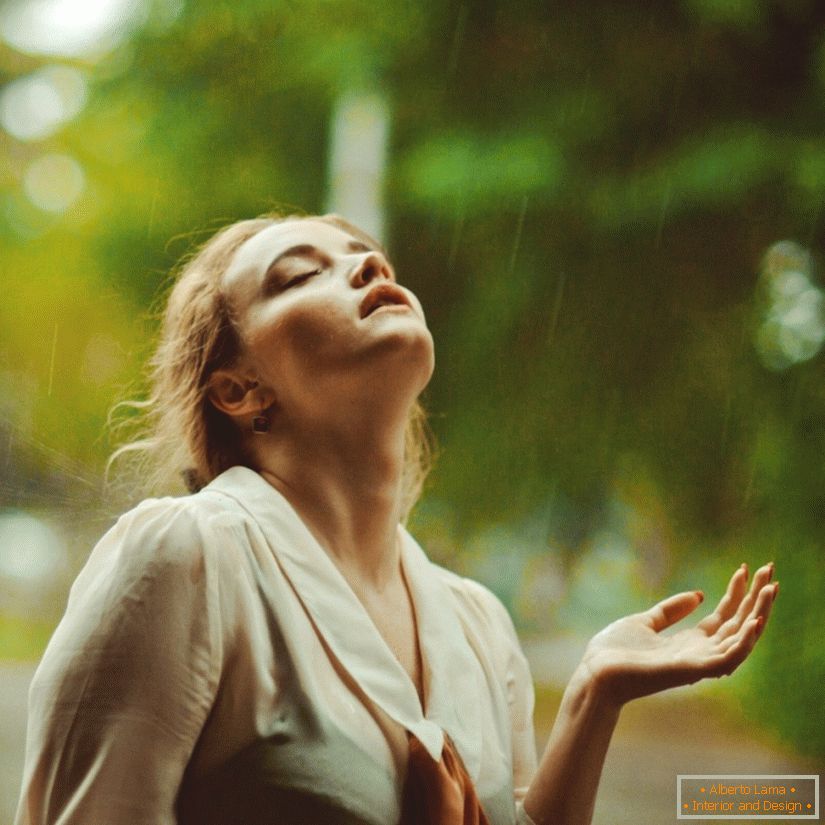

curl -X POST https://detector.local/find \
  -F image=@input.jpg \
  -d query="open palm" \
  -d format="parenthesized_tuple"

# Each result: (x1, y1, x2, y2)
(582, 562, 778, 706)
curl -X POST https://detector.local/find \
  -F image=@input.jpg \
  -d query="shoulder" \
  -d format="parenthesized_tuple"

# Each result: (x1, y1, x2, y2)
(430, 564, 534, 701)
(106, 488, 252, 558)
(39, 489, 256, 690)
(432, 565, 520, 643)
(70, 489, 254, 608)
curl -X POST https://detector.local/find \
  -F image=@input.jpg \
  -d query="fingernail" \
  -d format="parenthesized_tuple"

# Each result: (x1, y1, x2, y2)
(695, 590, 704, 603)
(773, 582, 779, 601)
(767, 561, 775, 580)
(756, 615, 765, 633)
(740, 562, 748, 574)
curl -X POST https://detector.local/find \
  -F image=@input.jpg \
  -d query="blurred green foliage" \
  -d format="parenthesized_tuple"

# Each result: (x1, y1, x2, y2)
(0, 613, 55, 660)
(1, 0, 824, 757)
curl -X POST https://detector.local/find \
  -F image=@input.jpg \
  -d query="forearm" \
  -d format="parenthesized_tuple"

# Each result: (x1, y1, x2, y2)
(520, 565, 776, 825)
(522, 665, 620, 825)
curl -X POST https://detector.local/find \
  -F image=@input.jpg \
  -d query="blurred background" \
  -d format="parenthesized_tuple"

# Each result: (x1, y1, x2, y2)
(0, 0, 823, 822)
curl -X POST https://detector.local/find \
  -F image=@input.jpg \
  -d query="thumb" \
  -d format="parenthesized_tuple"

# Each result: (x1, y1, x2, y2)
(644, 590, 704, 632)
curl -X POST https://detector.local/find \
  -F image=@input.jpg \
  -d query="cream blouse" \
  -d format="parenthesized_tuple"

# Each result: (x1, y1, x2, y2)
(15, 466, 538, 825)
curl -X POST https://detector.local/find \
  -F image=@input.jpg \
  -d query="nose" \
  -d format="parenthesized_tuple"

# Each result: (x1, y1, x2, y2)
(349, 252, 393, 287)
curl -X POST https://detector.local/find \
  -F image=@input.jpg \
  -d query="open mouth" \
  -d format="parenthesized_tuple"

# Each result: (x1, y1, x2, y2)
(359, 283, 412, 318)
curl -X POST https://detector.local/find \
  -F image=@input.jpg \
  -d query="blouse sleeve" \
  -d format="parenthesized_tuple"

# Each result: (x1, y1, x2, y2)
(14, 497, 230, 825)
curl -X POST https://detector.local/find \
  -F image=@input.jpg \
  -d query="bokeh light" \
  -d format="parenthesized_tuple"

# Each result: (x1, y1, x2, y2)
(0, 511, 67, 593)
(756, 241, 825, 371)
(0, 65, 88, 141)
(327, 91, 390, 243)
(22, 153, 85, 213)
(0, 0, 146, 58)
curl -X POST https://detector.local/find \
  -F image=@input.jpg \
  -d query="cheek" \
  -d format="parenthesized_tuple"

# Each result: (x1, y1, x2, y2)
(245, 297, 358, 376)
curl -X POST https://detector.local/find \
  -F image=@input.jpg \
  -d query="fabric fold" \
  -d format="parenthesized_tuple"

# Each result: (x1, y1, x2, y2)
(401, 733, 491, 825)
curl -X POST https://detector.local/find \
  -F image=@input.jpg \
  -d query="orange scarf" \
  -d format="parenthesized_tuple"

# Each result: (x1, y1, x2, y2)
(401, 733, 491, 825)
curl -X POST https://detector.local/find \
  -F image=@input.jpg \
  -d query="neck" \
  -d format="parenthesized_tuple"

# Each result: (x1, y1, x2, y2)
(254, 414, 409, 592)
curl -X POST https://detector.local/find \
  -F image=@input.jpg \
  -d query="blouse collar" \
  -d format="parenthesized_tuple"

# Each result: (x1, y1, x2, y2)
(204, 466, 483, 778)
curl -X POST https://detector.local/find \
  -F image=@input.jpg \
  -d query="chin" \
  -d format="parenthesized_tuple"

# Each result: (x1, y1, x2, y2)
(400, 325, 435, 382)
(365, 325, 435, 397)
(418, 335, 436, 389)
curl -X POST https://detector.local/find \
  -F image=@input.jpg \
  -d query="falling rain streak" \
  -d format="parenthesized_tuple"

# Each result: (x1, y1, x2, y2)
(546, 271, 567, 348)
(447, 207, 465, 273)
(654, 181, 672, 249)
(446, 4, 468, 77)
(47, 324, 58, 397)
(506, 196, 528, 279)
(147, 179, 160, 239)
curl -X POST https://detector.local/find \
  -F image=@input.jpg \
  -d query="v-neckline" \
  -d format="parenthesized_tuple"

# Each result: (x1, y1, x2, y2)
(205, 466, 484, 777)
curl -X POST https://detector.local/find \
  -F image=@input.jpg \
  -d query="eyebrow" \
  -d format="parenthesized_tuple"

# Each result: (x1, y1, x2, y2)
(264, 240, 373, 275)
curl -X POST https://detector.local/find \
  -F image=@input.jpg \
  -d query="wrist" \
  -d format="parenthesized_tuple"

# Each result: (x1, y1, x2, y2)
(569, 655, 625, 716)
(524, 658, 623, 824)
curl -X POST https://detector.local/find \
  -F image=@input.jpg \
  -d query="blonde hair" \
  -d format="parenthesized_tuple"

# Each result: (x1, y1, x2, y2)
(109, 214, 433, 521)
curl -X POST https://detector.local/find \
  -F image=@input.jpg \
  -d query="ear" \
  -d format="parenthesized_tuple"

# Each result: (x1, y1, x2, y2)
(207, 369, 271, 418)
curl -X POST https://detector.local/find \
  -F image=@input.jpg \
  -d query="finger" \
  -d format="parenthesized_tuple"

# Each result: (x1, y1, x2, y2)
(737, 563, 775, 622)
(704, 615, 763, 678)
(704, 595, 772, 679)
(718, 580, 777, 654)
(644, 590, 705, 632)
(697, 564, 750, 634)
(713, 563, 775, 640)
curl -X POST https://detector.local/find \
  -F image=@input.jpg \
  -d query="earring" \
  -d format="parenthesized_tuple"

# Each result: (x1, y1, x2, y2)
(250, 381, 270, 433)
(252, 414, 270, 434)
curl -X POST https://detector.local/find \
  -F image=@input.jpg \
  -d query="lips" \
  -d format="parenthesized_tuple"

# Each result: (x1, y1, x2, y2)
(359, 283, 412, 318)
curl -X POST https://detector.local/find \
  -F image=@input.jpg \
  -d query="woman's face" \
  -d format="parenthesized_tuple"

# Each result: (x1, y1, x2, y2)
(222, 219, 434, 422)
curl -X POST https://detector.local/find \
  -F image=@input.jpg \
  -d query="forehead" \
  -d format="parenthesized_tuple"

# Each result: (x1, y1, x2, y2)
(223, 219, 364, 291)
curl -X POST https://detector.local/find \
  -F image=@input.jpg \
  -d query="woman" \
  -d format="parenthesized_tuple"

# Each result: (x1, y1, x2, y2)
(15, 213, 777, 825)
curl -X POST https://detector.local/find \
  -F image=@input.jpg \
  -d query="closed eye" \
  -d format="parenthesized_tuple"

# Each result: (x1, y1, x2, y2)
(285, 267, 322, 288)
